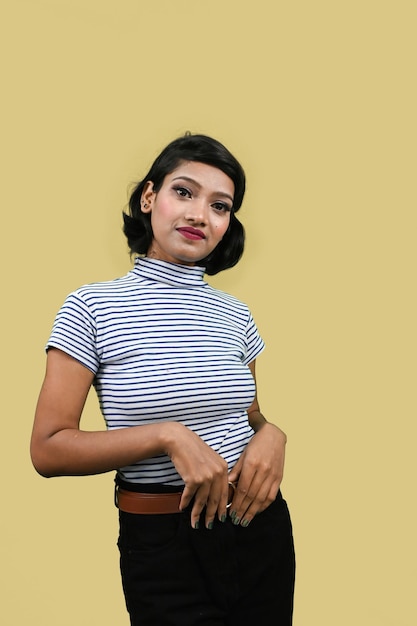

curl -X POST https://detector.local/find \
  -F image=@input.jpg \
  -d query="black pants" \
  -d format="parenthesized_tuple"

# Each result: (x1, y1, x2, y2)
(117, 490, 295, 626)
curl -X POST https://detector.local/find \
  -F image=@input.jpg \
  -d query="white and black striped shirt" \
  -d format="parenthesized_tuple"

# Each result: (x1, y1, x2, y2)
(48, 257, 265, 485)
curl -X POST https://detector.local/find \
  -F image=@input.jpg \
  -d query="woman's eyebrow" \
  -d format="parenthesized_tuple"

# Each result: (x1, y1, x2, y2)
(172, 175, 234, 203)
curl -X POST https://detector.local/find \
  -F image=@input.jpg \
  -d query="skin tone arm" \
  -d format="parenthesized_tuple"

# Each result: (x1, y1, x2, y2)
(227, 359, 287, 527)
(30, 348, 230, 528)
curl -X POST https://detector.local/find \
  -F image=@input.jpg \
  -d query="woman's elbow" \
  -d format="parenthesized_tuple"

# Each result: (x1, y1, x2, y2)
(30, 440, 60, 478)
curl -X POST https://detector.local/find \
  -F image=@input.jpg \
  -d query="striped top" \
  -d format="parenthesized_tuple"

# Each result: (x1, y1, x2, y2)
(47, 257, 265, 485)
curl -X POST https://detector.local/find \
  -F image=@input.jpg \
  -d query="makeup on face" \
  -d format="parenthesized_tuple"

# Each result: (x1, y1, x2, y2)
(142, 161, 234, 266)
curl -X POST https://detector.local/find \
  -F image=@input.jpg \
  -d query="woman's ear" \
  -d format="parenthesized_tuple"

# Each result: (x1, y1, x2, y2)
(140, 181, 155, 213)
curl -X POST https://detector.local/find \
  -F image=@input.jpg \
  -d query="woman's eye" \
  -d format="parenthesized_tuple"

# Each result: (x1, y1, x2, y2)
(174, 186, 191, 198)
(213, 202, 231, 213)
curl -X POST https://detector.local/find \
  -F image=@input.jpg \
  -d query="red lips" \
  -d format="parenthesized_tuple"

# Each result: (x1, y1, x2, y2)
(177, 227, 205, 240)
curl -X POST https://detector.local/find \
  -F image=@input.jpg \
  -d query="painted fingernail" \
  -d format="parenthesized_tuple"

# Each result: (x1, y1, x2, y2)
(232, 516, 241, 526)
(220, 514, 227, 523)
(241, 519, 250, 528)
(194, 521, 199, 530)
(230, 510, 237, 520)
(207, 521, 214, 530)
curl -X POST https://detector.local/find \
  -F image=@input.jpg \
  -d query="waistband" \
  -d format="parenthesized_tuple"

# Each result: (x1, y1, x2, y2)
(115, 478, 236, 515)
(116, 487, 183, 514)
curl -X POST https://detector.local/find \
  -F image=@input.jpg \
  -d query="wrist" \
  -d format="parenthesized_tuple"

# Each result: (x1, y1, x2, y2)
(264, 422, 287, 445)
(248, 409, 267, 432)
(248, 413, 287, 444)
(159, 421, 186, 457)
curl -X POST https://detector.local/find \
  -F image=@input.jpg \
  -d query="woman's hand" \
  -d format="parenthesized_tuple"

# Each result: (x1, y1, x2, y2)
(227, 418, 287, 527)
(226, 359, 287, 527)
(163, 426, 229, 530)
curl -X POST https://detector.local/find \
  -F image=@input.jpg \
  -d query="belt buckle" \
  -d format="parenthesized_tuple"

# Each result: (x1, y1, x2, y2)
(227, 481, 236, 509)
(114, 484, 120, 508)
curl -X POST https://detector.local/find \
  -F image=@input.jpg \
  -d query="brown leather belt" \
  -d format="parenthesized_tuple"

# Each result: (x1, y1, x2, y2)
(116, 483, 236, 515)
(116, 488, 182, 514)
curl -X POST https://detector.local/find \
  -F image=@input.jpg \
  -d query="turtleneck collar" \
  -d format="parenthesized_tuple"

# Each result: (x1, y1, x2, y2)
(131, 257, 207, 288)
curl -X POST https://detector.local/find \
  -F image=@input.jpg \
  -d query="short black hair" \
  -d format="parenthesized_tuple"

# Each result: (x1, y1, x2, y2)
(123, 133, 246, 275)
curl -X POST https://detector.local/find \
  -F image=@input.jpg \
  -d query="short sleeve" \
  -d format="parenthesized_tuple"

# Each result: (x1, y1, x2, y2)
(47, 291, 99, 374)
(243, 313, 265, 365)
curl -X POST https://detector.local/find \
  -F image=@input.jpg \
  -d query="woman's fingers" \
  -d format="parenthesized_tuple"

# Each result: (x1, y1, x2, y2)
(189, 484, 210, 529)
(227, 422, 286, 526)
(182, 463, 230, 527)
(204, 480, 229, 528)
(187, 473, 229, 529)
(168, 425, 229, 526)
(228, 452, 281, 525)
(229, 473, 279, 526)
(180, 478, 229, 529)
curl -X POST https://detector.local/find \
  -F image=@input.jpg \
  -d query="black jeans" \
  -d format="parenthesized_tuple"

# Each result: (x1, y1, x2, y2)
(117, 490, 295, 626)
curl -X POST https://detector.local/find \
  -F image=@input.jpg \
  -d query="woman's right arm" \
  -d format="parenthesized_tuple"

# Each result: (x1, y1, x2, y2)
(31, 347, 178, 477)
(30, 348, 229, 527)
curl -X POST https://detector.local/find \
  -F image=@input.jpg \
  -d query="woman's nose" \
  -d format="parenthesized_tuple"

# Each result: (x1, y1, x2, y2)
(185, 200, 208, 224)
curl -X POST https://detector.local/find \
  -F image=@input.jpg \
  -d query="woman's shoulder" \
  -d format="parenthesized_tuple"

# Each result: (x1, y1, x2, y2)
(69, 270, 136, 298)
(204, 283, 252, 314)
(55, 271, 136, 317)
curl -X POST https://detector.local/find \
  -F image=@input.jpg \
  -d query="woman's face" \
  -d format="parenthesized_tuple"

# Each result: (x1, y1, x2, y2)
(141, 161, 234, 266)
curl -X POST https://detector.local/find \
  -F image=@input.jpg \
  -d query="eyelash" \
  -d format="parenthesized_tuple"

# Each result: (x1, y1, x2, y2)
(173, 186, 231, 213)
(212, 202, 231, 213)
(173, 185, 192, 199)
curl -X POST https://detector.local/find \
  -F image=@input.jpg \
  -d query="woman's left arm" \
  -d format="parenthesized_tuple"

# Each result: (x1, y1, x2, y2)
(227, 360, 287, 526)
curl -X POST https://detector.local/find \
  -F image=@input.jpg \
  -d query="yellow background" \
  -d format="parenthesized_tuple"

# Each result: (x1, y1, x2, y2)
(1, 1, 416, 624)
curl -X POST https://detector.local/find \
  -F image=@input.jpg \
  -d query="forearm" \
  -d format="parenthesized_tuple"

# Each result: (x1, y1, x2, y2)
(247, 408, 287, 443)
(31, 421, 182, 478)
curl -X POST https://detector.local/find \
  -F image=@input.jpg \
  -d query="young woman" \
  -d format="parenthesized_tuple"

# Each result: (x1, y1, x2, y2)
(31, 134, 295, 625)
